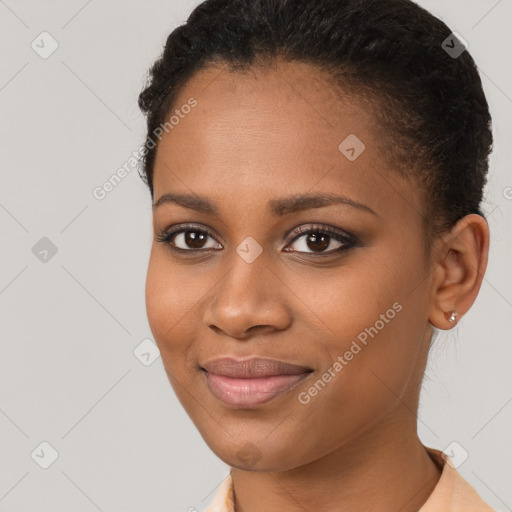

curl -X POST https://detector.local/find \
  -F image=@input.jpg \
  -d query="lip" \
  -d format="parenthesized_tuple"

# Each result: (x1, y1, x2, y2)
(201, 357, 313, 408)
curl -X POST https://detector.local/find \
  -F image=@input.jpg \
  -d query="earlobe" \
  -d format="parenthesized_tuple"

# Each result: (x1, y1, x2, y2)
(431, 308, 461, 331)
(448, 311, 458, 323)
(428, 214, 489, 330)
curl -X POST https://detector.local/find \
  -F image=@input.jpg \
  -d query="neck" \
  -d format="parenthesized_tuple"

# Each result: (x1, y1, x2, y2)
(230, 413, 442, 512)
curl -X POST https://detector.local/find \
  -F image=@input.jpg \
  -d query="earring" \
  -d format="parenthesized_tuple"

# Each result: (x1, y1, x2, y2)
(448, 311, 458, 322)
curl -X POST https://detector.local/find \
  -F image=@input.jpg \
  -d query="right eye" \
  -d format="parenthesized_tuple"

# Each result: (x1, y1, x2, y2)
(154, 224, 223, 252)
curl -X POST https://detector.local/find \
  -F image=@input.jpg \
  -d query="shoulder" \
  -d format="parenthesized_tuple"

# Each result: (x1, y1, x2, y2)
(420, 447, 497, 512)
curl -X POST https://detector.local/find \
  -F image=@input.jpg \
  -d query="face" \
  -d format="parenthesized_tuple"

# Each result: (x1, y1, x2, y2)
(146, 59, 435, 471)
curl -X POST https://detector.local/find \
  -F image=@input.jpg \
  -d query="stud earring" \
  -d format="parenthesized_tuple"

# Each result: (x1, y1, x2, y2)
(449, 311, 458, 322)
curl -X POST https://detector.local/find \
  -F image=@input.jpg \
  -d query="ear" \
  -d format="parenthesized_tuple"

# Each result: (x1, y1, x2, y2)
(428, 214, 490, 330)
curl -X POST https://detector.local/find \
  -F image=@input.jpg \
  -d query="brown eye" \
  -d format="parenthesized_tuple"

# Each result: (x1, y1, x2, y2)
(284, 225, 355, 255)
(155, 225, 222, 251)
(169, 229, 221, 250)
(287, 232, 343, 253)
(182, 230, 208, 249)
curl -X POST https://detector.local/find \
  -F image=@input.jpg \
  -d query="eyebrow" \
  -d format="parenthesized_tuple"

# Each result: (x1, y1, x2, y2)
(153, 192, 377, 217)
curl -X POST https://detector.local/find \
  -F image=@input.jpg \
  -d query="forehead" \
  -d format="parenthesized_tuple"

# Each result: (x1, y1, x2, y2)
(157, 59, 374, 165)
(152, 59, 420, 222)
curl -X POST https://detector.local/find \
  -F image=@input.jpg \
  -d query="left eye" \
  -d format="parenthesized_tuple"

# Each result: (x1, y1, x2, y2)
(285, 228, 353, 254)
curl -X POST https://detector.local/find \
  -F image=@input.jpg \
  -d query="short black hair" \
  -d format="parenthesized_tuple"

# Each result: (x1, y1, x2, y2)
(138, 0, 493, 241)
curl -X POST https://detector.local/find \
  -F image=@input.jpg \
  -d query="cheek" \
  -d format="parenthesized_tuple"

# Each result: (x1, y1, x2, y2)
(145, 248, 224, 387)
(145, 255, 172, 345)
(295, 255, 407, 351)
(145, 250, 196, 357)
(300, 246, 425, 397)
(145, 252, 205, 408)
(284, 310, 422, 468)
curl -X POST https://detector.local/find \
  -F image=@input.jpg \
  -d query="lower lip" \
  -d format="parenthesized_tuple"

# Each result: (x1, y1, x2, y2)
(204, 371, 311, 408)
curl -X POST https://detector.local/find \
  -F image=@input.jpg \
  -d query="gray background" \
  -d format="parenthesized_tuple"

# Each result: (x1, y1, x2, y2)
(0, 0, 511, 511)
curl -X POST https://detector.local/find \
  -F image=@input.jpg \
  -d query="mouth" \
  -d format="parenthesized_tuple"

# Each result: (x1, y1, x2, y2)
(200, 357, 313, 408)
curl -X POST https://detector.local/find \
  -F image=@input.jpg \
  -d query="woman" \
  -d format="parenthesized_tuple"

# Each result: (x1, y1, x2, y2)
(137, 0, 495, 510)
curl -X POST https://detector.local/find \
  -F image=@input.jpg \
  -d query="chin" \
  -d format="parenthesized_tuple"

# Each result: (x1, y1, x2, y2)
(202, 433, 305, 472)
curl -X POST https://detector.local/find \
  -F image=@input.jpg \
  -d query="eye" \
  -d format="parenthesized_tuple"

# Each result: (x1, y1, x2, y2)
(154, 224, 222, 252)
(155, 222, 356, 256)
(284, 223, 355, 255)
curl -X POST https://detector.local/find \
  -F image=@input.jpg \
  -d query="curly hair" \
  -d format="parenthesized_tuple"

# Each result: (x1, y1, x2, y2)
(138, 0, 493, 242)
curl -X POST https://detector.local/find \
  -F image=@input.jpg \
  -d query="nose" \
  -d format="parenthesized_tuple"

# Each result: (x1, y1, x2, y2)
(202, 250, 292, 340)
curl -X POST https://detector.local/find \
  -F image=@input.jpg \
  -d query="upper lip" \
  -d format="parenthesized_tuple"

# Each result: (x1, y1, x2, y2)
(201, 357, 313, 378)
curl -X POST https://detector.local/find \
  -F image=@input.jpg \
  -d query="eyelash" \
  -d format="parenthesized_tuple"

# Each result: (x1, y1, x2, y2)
(154, 222, 357, 257)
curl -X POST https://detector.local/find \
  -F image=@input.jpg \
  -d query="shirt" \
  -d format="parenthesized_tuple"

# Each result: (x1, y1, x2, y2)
(205, 446, 496, 511)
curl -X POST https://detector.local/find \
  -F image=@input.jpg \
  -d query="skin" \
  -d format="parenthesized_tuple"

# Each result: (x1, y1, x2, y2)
(145, 59, 490, 512)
